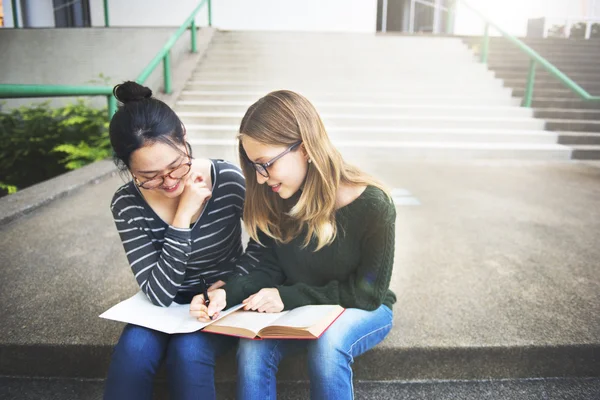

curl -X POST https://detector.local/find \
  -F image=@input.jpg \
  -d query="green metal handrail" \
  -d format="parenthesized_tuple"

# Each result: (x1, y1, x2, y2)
(0, 84, 117, 116)
(458, 0, 600, 107)
(136, 0, 209, 92)
(0, 0, 212, 119)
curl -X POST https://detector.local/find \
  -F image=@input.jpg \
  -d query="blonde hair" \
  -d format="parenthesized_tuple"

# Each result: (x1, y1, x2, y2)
(238, 90, 390, 251)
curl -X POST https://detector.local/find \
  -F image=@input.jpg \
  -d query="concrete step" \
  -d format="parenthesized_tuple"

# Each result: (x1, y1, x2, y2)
(511, 87, 597, 100)
(188, 140, 572, 161)
(175, 101, 532, 118)
(179, 113, 545, 130)
(3, 161, 599, 384)
(531, 97, 600, 110)
(472, 50, 599, 61)
(570, 144, 600, 160)
(534, 108, 600, 121)
(185, 127, 558, 144)
(558, 131, 600, 145)
(178, 90, 520, 106)
(194, 64, 494, 77)
(545, 118, 600, 132)
(191, 70, 498, 84)
(184, 83, 514, 97)
(2, 376, 599, 400)
(494, 69, 600, 83)
(503, 79, 600, 93)
(186, 78, 505, 91)
(488, 62, 599, 75)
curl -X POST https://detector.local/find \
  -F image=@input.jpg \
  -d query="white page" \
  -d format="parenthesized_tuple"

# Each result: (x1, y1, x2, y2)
(208, 310, 288, 334)
(268, 305, 342, 328)
(99, 291, 244, 334)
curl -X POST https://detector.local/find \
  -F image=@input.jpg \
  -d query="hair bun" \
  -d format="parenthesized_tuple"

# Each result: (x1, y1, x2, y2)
(113, 81, 152, 104)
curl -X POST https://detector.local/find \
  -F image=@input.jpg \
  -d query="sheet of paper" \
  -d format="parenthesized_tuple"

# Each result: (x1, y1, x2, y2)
(269, 305, 343, 328)
(99, 291, 244, 334)
(208, 309, 288, 334)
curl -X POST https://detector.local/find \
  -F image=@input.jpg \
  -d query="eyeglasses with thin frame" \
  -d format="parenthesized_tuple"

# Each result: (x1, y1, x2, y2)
(134, 147, 192, 189)
(247, 141, 302, 178)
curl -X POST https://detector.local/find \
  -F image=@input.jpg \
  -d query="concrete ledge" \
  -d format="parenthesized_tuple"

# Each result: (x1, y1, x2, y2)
(1, 343, 598, 381)
(0, 160, 117, 226)
(1, 162, 599, 383)
(0, 27, 216, 227)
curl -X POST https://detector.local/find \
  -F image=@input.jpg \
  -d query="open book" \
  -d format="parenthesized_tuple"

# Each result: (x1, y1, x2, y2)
(100, 291, 344, 339)
(203, 304, 345, 339)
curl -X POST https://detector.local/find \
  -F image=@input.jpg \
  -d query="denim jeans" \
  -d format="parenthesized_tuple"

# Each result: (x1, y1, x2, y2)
(236, 304, 393, 400)
(104, 324, 237, 400)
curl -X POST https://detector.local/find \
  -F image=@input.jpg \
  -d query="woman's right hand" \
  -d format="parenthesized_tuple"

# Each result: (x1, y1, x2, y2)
(190, 289, 227, 322)
(175, 171, 212, 225)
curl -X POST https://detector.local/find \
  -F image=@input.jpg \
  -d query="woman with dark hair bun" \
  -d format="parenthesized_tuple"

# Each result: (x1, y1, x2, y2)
(104, 81, 261, 400)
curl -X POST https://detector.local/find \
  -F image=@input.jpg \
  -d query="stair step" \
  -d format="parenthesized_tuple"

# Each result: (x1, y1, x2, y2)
(489, 63, 600, 75)
(184, 84, 513, 97)
(1, 376, 598, 400)
(185, 127, 558, 144)
(569, 144, 600, 160)
(558, 131, 600, 145)
(503, 79, 600, 93)
(186, 79, 505, 91)
(534, 108, 600, 120)
(545, 118, 600, 132)
(178, 90, 519, 105)
(175, 102, 532, 118)
(531, 98, 600, 110)
(512, 87, 597, 99)
(179, 113, 545, 130)
(494, 69, 600, 83)
(188, 139, 572, 161)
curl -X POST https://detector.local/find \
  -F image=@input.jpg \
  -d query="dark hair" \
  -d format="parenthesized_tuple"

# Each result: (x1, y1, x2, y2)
(109, 81, 189, 172)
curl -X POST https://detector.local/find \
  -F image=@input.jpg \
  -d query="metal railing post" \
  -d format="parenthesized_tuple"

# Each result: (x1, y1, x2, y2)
(163, 52, 172, 94)
(480, 23, 489, 63)
(382, 0, 388, 33)
(191, 20, 197, 52)
(104, 0, 110, 27)
(446, 0, 455, 34)
(107, 95, 117, 119)
(11, 0, 19, 28)
(208, 0, 212, 27)
(522, 59, 537, 107)
(409, 0, 415, 33)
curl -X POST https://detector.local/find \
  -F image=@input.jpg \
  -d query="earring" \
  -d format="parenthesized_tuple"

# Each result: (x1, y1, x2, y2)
(308, 159, 312, 164)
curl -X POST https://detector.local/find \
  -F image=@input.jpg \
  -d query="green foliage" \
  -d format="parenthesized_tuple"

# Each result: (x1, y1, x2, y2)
(0, 100, 110, 196)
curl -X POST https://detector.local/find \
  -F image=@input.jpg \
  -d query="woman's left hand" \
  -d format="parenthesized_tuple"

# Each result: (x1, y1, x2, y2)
(243, 288, 284, 313)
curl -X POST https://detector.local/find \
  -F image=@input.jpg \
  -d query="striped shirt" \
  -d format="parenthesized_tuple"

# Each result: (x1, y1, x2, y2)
(110, 159, 262, 307)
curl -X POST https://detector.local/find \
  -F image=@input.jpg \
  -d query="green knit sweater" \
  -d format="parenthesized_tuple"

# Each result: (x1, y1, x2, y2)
(224, 186, 397, 311)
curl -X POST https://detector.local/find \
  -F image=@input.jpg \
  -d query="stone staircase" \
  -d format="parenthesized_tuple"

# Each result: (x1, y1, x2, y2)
(464, 37, 600, 160)
(176, 31, 571, 162)
(2, 31, 599, 400)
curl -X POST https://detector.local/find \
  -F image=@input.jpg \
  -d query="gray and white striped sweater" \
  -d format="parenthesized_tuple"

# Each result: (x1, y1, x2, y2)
(110, 159, 262, 307)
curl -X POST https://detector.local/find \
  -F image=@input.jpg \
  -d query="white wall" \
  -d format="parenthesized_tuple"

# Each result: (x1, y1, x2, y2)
(89, 0, 377, 32)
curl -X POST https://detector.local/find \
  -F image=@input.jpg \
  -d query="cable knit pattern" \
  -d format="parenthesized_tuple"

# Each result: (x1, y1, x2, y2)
(224, 186, 397, 311)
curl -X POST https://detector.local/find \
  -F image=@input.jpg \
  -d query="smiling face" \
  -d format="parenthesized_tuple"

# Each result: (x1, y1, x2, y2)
(128, 142, 189, 199)
(241, 136, 309, 199)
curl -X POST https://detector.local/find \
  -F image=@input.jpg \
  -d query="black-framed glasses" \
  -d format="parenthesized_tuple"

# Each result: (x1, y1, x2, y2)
(247, 141, 302, 178)
(135, 148, 192, 189)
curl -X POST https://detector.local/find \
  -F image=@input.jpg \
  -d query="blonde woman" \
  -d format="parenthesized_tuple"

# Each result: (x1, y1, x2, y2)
(190, 90, 396, 399)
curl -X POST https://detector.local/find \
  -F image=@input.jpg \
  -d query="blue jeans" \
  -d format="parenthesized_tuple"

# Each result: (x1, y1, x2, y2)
(104, 324, 237, 400)
(236, 304, 393, 400)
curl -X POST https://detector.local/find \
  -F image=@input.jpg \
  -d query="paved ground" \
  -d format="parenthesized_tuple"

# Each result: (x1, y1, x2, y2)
(0, 158, 599, 382)
(1, 376, 598, 400)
